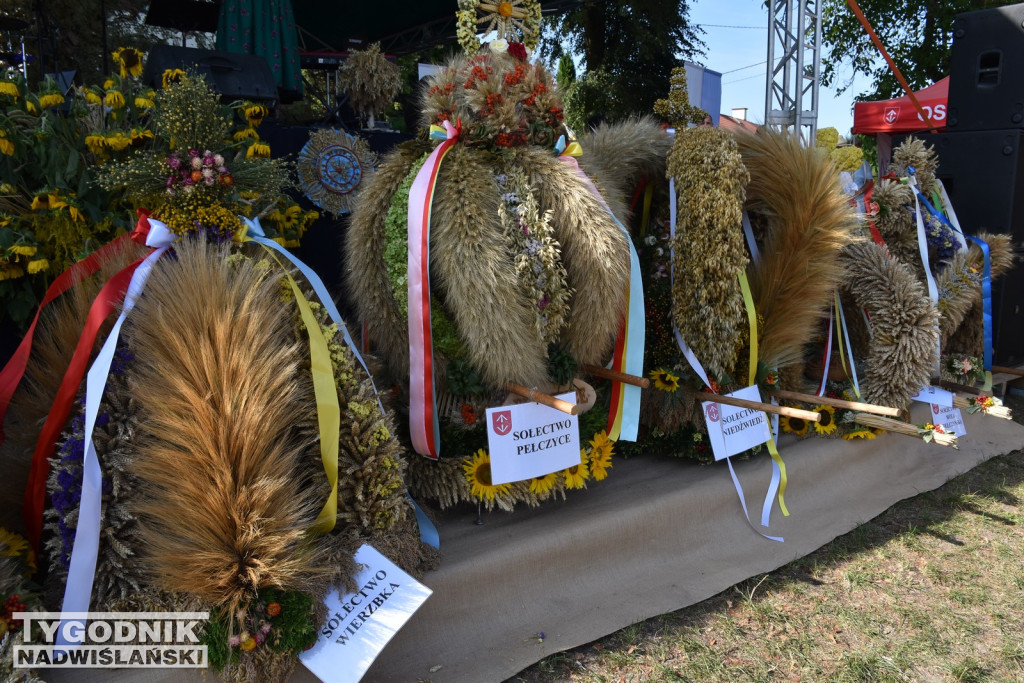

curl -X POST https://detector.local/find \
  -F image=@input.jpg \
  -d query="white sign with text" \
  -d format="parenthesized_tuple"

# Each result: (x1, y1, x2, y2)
(930, 403, 967, 437)
(300, 545, 432, 683)
(485, 392, 581, 485)
(912, 384, 954, 408)
(702, 385, 773, 461)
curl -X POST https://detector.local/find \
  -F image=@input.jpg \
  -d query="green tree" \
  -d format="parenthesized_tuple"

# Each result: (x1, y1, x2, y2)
(540, 0, 704, 124)
(821, 0, 1018, 101)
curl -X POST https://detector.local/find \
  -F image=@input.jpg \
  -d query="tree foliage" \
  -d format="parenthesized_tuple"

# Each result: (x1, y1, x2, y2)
(821, 0, 1018, 101)
(539, 0, 703, 125)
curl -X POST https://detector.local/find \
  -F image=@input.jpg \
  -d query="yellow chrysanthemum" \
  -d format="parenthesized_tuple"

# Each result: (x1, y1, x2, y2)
(563, 454, 589, 490)
(842, 428, 876, 441)
(0, 81, 19, 98)
(39, 92, 65, 109)
(9, 244, 37, 256)
(812, 405, 838, 435)
(247, 141, 271, 158)
(234, 127, 259, 142)
(162, 68, 186, 88)
(0, 137, 13, 156)
(528, 471, 558, 496)
(244, 103, 268, 127)
(587, 430, 613, 481)
(463, 449, 511, 502)
(780, 410, 810, 437)
(649, 368, 681, 393)
(104, 90, 126, 109)
(27, 258, 49, 274)
(112, 47, 144, 79)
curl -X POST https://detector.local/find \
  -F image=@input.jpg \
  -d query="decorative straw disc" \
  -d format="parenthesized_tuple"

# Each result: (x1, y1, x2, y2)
(298, 129, 378, 215)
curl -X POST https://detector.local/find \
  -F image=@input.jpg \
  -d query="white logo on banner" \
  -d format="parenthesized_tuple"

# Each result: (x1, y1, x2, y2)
(300, 545, 432, 682)
(485, 392, 581, 485)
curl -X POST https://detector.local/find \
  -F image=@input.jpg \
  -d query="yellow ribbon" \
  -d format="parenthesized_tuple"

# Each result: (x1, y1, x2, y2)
(738, 270, 788, 516)
(257, 245, 340, 535)
(640, 183, 653, 237)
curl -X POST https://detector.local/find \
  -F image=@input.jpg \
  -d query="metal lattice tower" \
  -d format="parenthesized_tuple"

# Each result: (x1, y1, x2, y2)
(765, 0, 822, 141)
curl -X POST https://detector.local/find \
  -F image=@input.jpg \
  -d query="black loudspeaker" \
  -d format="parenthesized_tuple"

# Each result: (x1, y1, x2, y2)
(141, 45, 278, 105)
(947, 3, 1024, 132)
(895, 129, 1024, 364)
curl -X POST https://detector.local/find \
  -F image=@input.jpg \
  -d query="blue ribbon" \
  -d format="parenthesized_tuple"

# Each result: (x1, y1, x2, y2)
(244, 217, 440, 549)
(966, 235, 994, 375)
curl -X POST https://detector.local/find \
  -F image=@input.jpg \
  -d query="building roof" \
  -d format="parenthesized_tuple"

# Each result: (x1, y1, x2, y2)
(718, 114, 759, 135)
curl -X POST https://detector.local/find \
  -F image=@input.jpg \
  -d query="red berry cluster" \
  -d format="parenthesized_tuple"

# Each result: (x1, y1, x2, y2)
(3, 593, 28, 628)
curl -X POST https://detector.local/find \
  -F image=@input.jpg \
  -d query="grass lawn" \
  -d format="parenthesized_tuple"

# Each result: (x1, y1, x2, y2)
(508, 393, 1024, 682)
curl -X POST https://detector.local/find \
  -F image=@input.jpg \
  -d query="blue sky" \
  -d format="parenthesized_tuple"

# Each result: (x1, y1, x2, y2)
(689, 0, 874, 135)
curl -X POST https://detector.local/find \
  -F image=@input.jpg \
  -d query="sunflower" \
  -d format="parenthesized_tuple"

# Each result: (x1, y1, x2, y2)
(587, 430, 613, 481)
(29, 194, 48, 211)
(112, 47, 145, 79)
(134, 92, 156, 110)
(247, 141, 271, 158)
(39, 92, 64, 109)
(104, 90, 126, 109)
(24, 97, 37, 114)
(842, 428, 876, 440)
(0, 136, 12, 156)
(233, 127, 259, 142)
(0, 526, 36, 571)
(243, 102, 268, 127)
(162, 68, 186, 89)
(812, 405, 838, 435)
(85, 134, 107, 155)
(84, 89, 103, 105)
(563, 453, 589, 490)
(528, 471, 558, 496)
(0, 81, 19, 99)
(649, 368, 681, 393)
(463, 449, 511, 501)
(779, 409, 810, 437)
(27, 259, 48, 274)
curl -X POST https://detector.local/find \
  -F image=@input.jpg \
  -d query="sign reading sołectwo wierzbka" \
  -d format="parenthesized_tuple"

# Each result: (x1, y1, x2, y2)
(930, 403, 967, 437)
(485, 392, 581, 485)
(702, 385, 773, 461)
(300, 545, 432, 682)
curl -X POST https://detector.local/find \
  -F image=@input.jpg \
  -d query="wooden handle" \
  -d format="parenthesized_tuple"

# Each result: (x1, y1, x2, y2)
(768, 388, 902, 417)
(694, 392, 820, 422)
(580, 364, 651, 388)
(506, 383, 579, 415)
(931, 378, 981, 396)
(993, 365, 1024, 376)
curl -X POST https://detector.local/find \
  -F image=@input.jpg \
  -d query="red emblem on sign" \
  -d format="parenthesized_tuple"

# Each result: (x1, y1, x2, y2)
(932, 403, 940, 415)
(883, 106, 900, 125)
(491, 409, 512, 436)
(706, 403, 721, 422)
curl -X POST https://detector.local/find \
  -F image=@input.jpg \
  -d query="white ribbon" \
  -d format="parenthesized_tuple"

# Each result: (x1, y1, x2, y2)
(58, 220, 175, 646)
(909, 174, 942, 377)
